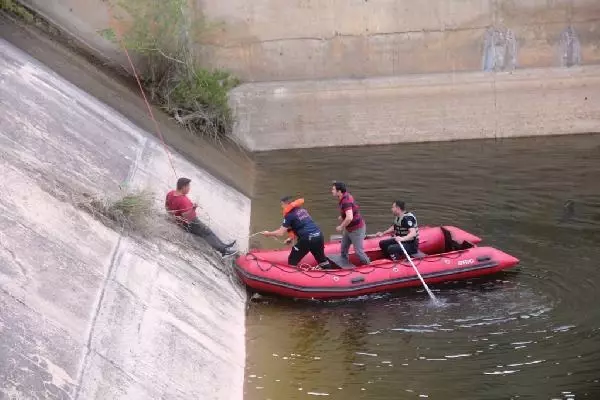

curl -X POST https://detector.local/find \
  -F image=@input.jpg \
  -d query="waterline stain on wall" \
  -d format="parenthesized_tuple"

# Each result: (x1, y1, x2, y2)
(559, 26, 582, 67)
(482, 26, 518, 72)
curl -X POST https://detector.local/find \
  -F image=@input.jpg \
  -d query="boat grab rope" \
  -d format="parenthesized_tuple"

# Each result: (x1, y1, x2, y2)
(243, 250, 469, 279)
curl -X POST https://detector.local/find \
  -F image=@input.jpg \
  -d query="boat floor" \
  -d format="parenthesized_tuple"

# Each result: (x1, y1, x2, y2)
(326, 254, 355, 269)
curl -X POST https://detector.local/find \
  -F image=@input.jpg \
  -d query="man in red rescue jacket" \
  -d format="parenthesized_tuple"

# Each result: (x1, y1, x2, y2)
(165, 177, 236, 256)
(261, 196, 336, 270)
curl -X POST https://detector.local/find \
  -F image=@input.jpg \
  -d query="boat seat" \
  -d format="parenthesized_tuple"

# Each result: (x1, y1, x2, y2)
(386, 250, 427, 261)
(326, 254, 356, 269)
(389, 250, 427, 261)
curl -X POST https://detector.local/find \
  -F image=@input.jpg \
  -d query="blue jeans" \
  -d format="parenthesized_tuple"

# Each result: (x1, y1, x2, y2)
(185, 217, 229, 252)
(341, 225, 370, 265)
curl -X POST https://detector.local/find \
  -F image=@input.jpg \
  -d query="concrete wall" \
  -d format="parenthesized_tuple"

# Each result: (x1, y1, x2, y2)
(20, 0, 600, 82)
(16, 0, 600, 149)
(0, 40, 249, 399)
(199, 0, 600, 80)
(230, 66, 600, 151)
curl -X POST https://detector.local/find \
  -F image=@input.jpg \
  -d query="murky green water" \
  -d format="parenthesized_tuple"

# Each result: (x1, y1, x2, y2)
(246, 134, 600, 400)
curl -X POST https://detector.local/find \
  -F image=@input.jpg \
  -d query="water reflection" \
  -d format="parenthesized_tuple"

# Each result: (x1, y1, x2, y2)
(338, 307, 370, 368)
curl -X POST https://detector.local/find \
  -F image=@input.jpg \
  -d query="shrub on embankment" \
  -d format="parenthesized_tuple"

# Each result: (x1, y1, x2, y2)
(0, 0, 34, 21)
(2, 0, 240, 143)
(98, 0, 240, 143)
(82, 190, 155, 233)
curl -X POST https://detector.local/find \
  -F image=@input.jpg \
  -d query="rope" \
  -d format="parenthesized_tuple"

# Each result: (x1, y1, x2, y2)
(106, 3, 178, 180)
(236, 232, 286, 243)
(220, 234, 279, 260)
(243, 249, 468, 279)
(298, 263, 314, 271)
(239, 232, 261, 240)
(166, 206, 211, 227)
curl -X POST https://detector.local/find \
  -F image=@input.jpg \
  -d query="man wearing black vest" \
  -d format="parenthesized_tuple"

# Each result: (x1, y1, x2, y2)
(376, 200, 419, 260)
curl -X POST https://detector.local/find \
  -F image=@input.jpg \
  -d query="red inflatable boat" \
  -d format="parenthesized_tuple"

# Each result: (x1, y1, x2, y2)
(234, 226, 519, 300)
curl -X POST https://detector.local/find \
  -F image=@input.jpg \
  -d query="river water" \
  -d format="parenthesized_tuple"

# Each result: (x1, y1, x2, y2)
(245, 134, 600, 400)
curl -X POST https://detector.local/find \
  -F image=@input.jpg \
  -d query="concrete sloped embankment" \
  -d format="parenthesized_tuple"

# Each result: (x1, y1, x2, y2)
(0, 39, 250, 399)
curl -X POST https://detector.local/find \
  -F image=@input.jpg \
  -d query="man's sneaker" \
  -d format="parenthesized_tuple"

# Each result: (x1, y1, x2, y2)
(319, 263, 341, 270)
(221, 248, 238, 257)
(224, 240, 236, 249)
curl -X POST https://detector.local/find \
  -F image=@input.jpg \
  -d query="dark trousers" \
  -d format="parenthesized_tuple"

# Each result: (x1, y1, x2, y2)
(185, 217, 229, 252)
(289, 233, 329, 266)
(379, 238, 418, 260)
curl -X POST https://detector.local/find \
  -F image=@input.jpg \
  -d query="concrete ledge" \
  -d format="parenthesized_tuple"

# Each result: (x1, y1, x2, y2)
(229, 66, 600, 151)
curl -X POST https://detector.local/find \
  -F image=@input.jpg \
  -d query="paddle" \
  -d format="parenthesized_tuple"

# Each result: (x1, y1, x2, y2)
(397, 240, 439, 304)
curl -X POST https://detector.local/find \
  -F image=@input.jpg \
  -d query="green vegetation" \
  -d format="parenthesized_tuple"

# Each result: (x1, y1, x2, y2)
(100, 0, 240, 142)
(0, 0, 34, 22)
(82, 190, 154, 232)
(106, 191, 153, 227)
(2, 0, 240, 141)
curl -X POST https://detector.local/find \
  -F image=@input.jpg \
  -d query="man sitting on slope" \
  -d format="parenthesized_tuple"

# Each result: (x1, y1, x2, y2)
(165, 177, 237, 257)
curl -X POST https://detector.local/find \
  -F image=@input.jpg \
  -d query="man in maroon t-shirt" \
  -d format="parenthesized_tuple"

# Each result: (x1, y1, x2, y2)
(165, 177, 236, 256)
(331, 181, 370, 265)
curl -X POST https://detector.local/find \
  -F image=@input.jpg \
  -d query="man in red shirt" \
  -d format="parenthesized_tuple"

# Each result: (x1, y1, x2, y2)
(331, 181, 370, 265)
(165, 177, 236, 256)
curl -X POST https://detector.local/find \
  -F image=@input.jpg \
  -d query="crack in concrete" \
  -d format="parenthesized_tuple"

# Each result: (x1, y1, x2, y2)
(73, 234, 123, 400)
(92, 349, 145, 387)
(0, 232, 30, 286)
(0, 285, 29, 309)
(203, 16, 600, 49)
(205, 25, 488, 48)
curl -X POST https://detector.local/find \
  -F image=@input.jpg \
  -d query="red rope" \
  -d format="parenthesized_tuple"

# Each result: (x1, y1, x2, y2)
(245, 250, 467, 279)
(106, 4, 178, 180)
